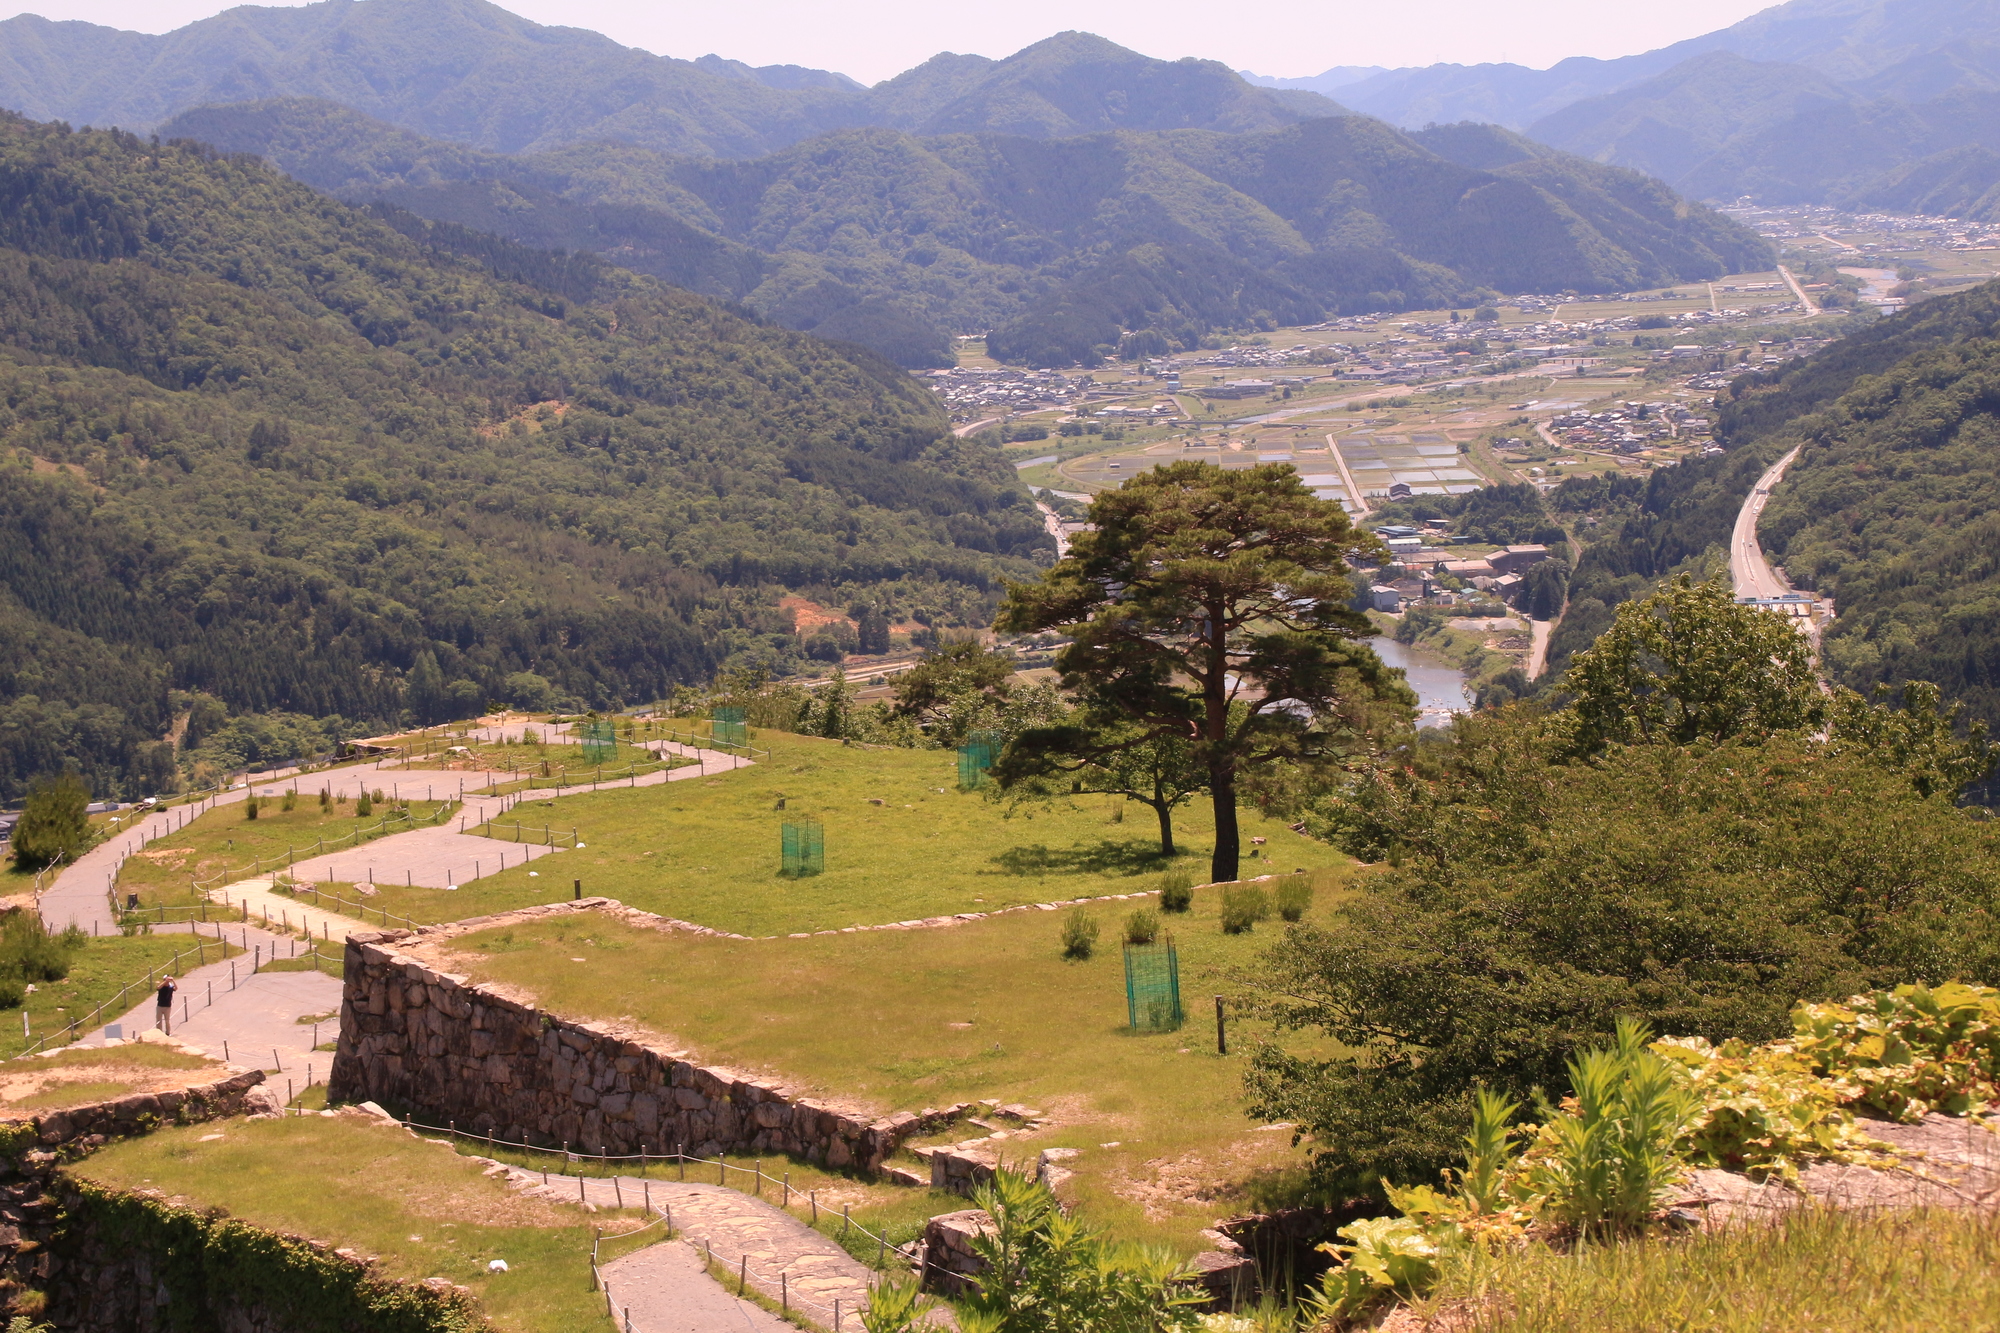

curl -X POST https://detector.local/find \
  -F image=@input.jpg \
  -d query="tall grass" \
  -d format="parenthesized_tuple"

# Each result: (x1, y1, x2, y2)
(1433, 1209, 2000, 1332)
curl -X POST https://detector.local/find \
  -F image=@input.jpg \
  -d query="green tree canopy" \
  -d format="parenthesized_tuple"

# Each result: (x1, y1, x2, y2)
(1558, 575, 1821, 753)
(10, 770, 91, 870)
(1247, 715, 2000, 1199)
(997, 461, 1414, 883)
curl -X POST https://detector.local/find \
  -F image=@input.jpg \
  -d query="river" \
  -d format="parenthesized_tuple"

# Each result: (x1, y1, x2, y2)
(1370, 637, 1472, 727)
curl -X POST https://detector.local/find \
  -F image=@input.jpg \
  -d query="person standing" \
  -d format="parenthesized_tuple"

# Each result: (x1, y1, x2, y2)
(155, 976, 177, 1036)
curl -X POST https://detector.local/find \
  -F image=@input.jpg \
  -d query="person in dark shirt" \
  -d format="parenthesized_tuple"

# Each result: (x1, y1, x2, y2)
(155, 976, 177, 1036)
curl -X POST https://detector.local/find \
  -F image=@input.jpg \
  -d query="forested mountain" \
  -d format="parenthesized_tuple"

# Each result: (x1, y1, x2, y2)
(0, 0, 1341, 156)
(1523, 47, 2000, 210)
(163, 99, 1770, 368)
(1248, 0, 2000, 131)
(1247, 0, 2000, 210)
(0, 111, 1048, 803)
(1550, 280, 2000, 733)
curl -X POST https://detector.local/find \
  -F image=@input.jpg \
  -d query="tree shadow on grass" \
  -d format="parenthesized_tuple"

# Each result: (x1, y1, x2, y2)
(989, 839, 1181, 879)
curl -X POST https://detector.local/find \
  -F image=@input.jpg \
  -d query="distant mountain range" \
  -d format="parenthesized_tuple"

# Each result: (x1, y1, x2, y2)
(163, 99, 1770, 367)
(0, 0, 1780, 365)
(1246, 0, 2000, 215)
(0, 0, 1341, 156)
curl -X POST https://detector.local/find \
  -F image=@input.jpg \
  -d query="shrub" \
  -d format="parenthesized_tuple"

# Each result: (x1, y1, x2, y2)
(355, 791, 373, 816)
(318, 787, 330, 809)
(281, 791, 296, 812)
(1060, 908, 1099, 959)
(1159, 868, 1194, 913)
(0, 913, 82, 1008)
(1220, 883, 1269, 934)
(1274, 874, 1313, 922)
(1125, 907, 1160, 945)
(245, 798, 260, 821)
(9, 771, 90, 870)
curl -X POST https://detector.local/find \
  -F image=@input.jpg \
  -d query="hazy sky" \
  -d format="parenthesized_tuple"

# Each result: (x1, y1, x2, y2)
(3, 0, 1782, 84)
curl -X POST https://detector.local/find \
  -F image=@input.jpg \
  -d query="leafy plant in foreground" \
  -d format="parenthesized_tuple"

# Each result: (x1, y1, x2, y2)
(956, 1171, 1203, 1333)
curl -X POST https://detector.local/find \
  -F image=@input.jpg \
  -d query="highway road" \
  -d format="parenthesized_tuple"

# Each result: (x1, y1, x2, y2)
(1731, 447, 1801, 600)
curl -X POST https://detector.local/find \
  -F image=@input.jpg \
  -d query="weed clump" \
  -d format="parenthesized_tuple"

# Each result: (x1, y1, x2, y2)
(1158, 868, 1194, 913)
(1220, 883, 1269, 934)
(1060, 907, 1099, 959)
(1124, 907, 1160, 945)
(1274, 874, 1313, 922)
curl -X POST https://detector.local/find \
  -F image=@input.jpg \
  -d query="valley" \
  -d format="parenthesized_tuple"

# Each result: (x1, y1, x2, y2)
(0, 1, 1998, 1331)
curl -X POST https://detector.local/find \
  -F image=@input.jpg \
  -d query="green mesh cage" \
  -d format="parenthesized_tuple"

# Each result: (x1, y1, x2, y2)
(577, 720, 617, 763)
(957, 730, 1000, 789)
(781, 819, 824, 877)
(713, 705, 748, 749)
(1124, 938, 1184, 1032)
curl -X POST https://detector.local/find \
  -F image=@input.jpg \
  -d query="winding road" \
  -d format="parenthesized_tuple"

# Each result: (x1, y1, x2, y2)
(1731, 447, 1801, 600)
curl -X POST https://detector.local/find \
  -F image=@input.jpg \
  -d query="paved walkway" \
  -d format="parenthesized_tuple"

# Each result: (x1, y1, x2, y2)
(57, 917, 340, 1087)
(212, 878, 391, 941)
(600, 1242, 792, 1333)
(577, 1177, 880, 1331)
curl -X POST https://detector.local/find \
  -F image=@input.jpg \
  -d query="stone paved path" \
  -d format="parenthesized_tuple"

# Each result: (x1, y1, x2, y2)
(600, 1241, 792, 1333)
(565, 1176, 881, 1329)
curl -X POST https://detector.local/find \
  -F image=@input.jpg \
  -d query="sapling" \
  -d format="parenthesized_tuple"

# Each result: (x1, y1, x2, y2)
(1124, 907, 1160, 945)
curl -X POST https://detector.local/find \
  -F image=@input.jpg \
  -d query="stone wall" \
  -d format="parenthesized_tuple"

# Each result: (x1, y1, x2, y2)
(327, 923, 914, 1169)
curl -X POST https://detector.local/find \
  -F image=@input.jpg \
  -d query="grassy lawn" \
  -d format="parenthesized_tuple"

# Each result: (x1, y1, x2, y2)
(74, 1114, 653, 1333)
(112, 798, 456, 913)
(364, 729, 1343, 935)
(12, 933, 235, 1055)
(437, 875, 1357, 1252)
(1428, 1207, 2000, 1331)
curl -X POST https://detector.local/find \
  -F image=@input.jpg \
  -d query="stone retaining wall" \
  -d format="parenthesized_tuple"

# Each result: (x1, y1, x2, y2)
(327, 921, 914, 1169)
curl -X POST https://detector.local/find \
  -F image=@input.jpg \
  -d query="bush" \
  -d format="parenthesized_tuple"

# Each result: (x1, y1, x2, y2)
(1060, 907, 1100, 959)
(9, 771, 91, 871)
(1125, 907, 1160, 945)
(355, 792, 373, 816)
(245, 798, 260, 821)
(0, 913, 82, 1009)
(281, 791, 296, 812)
(1159, 868, 1194, 913)
(1274, 874, 1313, 922)
(1220, 883, 1269, 934)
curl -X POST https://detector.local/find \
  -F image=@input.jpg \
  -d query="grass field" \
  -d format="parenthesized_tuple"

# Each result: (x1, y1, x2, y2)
(112, 798, 457, 913)
(436, 872, 1358, 1251)
(358, 730, 1342, 935)
(75, 1113, 652, 1333)
(1427, 1207, 2000, 1331)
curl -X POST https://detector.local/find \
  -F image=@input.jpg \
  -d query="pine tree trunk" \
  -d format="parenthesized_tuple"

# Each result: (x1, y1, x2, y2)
(1209, 768, 1238, 884)
(1152, 799, 1176, 858)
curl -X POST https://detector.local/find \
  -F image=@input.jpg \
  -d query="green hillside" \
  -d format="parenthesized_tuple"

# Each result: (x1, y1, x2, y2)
(166, 100, 1771, 368)
(1551, 282, 2000, 734)
(0, 112, 1046, 802)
